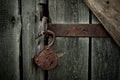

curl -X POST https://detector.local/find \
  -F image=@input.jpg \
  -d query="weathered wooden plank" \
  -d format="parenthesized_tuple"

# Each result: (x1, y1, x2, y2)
(21, 0, 37, 80)
(48, 0, 89, 80)
(84, 0, 120, 47)
(22, 0, 46, 79)
(91, 14, 120, 80)
(0, 0, 21, 80)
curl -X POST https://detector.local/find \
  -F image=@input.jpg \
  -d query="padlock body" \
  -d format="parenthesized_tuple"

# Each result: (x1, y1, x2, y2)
(34, 47, 58, 70)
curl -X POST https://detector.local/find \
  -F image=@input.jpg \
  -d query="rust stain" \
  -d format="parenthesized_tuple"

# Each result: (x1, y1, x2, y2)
(34, 30, 58, 70)
(48, 24, 109, 37)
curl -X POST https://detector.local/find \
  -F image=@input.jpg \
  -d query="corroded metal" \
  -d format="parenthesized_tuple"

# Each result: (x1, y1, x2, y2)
(48, 24, 109, 37)
(34, 46, 58, 70)
(34, 30, 58, 70)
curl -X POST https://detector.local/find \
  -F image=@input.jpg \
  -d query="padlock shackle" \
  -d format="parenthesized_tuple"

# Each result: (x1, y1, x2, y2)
(46, 30, 55, 49)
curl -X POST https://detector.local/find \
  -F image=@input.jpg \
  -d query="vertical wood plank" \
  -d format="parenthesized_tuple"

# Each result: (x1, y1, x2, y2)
(21, 0, 36, 80)
(0, 0, 21, 80)
(22, 0, 45, 80)
(92, 15, 120, 80)
(48, 0, 89, 80)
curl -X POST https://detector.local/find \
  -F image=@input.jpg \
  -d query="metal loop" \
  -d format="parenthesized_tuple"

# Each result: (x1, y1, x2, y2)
(35, 30, 55, 49)
(46, 30, 55, 49)
(35, 17, 55, 48)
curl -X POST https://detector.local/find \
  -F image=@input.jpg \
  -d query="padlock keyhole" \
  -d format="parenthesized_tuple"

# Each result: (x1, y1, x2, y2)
(50, 61, 53, 65)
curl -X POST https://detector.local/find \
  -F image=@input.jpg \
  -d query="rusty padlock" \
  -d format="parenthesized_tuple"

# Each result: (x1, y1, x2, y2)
(34, 30, 58, 70)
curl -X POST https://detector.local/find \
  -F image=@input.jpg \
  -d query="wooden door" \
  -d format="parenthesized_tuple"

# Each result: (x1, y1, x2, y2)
(0, 0, 120, 80)
(48, 0, 120, 80)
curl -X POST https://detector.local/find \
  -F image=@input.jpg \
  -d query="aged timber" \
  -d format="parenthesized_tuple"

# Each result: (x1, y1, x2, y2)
(0, 0, 21, 80)
(91, 9, 120, 80)
(84, 0, 120, 46)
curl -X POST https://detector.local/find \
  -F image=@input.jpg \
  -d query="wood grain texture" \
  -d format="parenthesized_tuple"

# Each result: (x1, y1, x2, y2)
(0, 0, 21, 80)
(92, 14, 120, 80)
(84, 0, 120, 47)
(22, 0, 46, 79)
(91, 38, 120, 80)
(48, 0, 89, 80)
(21, 0, 37, 80)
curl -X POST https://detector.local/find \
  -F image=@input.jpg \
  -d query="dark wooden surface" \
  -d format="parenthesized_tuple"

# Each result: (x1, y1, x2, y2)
(92, 14, 120, 80)
(0, 0, 21, 80)
(0, 0, 120, 80)
(48, 0, 89, 80)
(92, 38, 120, 80)
(84, 0, 120, 47)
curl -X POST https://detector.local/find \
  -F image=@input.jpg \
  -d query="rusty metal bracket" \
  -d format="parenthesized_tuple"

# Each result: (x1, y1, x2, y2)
(48, 24, 109, 37)
(39, 1, 108, 37)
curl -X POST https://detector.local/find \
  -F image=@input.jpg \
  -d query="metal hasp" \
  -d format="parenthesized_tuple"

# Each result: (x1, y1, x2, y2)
(48, 24, 109, 37)
(84, 0, 120, 47)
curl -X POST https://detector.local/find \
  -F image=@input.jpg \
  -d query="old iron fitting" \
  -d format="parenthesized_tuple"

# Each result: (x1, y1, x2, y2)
(34, 30, 58, 70)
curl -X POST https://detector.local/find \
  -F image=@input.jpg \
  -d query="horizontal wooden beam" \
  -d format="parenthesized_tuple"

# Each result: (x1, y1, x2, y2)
(48, 24, 109, 37)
